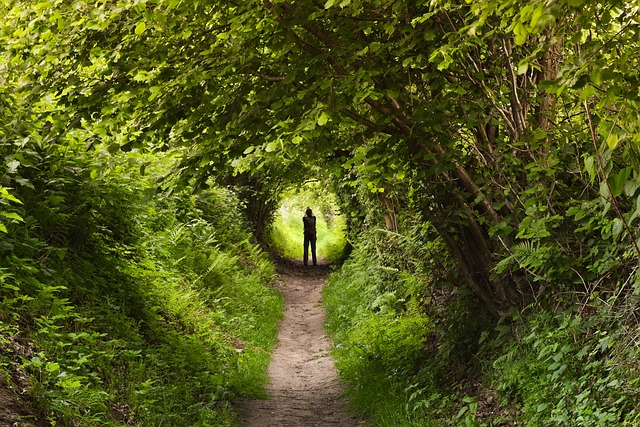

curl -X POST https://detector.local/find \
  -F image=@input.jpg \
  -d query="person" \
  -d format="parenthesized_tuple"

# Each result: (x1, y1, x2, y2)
(303, 207, 317, 266)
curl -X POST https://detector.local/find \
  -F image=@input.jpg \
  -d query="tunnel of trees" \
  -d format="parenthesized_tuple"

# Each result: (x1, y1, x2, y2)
(2, 0, 640, 425)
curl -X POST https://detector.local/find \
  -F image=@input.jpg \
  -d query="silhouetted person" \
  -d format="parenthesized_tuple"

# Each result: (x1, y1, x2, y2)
(303, 207, 317, 266)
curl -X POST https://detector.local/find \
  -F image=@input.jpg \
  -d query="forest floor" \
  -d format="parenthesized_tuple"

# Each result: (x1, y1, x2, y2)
(239, 258, 364, 427)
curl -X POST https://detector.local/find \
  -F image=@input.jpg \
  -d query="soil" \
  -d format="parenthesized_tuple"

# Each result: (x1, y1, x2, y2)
(0, 376, 36, 427)
(239, 258, 364, 427)
(0, 334, 40, 427)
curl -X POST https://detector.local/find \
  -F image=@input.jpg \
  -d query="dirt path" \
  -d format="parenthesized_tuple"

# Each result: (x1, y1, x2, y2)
(239, 259, 363, 427)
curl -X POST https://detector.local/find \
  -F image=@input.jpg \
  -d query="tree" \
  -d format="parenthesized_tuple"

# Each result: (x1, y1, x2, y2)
(4, 0, 640, 316)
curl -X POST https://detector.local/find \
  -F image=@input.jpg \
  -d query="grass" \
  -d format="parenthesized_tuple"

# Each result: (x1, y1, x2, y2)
(322, 248, 440, 426)
(0, 184, 284, 426)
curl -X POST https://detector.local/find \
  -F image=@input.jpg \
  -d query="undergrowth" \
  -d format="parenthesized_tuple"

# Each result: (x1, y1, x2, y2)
(325, 225, 640, 426)
(324, 225, 494, 426)
(487, 300, 640, 426)
(0, 148, 283, 426)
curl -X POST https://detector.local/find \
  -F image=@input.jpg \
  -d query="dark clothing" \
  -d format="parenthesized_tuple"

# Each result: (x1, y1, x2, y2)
(304, 233, 317, 266)
(303, 215, 317, 266)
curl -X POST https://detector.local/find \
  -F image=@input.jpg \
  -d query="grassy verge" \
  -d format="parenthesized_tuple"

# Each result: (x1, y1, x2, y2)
(323, 245, 441, 426)
(324, 234, 640, 426)
(0, 157, 283, 426)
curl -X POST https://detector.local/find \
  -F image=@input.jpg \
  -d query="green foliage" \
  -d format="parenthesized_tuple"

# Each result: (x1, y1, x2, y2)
(324, 249, 432, 426)
(323, 218, 497, 426)
(0, 186, 24, 234)
(4, 0, 640, 425)
(4, 0, 640, 312)
(0, 144, 282, 425)
(488, 304, 640, 426)
(325, 210, 640, 425)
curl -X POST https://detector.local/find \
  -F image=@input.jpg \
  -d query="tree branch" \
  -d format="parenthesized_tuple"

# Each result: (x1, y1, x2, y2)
(340, 108, 395, 134)
(253, 72, 285, 82)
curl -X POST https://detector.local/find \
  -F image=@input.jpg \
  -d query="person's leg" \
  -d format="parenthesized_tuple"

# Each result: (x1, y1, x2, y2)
(303, 234, 309, 265)
(311, 235, 317, 265)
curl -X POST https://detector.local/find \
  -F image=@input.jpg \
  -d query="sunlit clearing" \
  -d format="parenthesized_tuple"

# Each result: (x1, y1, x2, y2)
(269, 183, 347, 263)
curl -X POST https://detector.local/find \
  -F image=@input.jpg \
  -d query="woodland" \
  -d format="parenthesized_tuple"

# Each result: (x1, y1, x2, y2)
(1, 0, 640, 425)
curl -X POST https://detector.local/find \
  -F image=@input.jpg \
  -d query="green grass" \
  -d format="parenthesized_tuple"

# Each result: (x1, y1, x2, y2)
(0, 183, 284, 426)
(322, 248, 442, 426)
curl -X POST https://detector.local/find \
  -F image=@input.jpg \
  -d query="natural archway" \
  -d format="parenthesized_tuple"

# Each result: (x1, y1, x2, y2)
(268, 182, 348, 264)
(3, 0, 640, 425)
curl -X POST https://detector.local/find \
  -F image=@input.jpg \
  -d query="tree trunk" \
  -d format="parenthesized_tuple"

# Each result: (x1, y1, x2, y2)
(378, 193, 397, 233)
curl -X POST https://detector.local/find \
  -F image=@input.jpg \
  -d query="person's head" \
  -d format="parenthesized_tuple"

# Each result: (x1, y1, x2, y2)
(305, 208, 313, 217)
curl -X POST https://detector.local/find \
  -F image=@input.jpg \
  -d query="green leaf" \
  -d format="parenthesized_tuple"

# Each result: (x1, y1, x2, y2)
(0, 189, 22, 205)
(107, 143, 120, 154)
(148, 86, 162, 101)
(584, 156, 596, 183)
(1, 212, 23, 222)
(516, 60, 529, 75)
(317, 112, 329, 126)
(513, 22, 528, 46)
(580, 85, 596, 100)
(265, 142, 278, 152)
(135, 21, 146, 35)
(167, 0, 181, 9)
(45, 362, 60, 373)
(0, 223, 7, 233)
(599, 335, 614, 351)
(624, 178, 640, 197)
(455, 406, 468, 419)
(599, 180, 610, 200)
(530, 6, 543, 27)
(612, 218, 623, 237)
(46, 195, 65, 206)
(57, 378, 82, 389)
(324, 0, 336, 8)
(6, 160, 20, 173)
(606, 133, 619, 149)
(610, 167, 632, 197)
(15, 178, 34, 189)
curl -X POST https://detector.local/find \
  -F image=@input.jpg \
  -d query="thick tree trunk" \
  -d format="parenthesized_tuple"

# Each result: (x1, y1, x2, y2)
(429, 216, 503, 317)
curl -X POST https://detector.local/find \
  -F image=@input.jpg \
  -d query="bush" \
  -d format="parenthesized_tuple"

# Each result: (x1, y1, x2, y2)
(489, 306, 640, 426)
(0, 147, 283, 425)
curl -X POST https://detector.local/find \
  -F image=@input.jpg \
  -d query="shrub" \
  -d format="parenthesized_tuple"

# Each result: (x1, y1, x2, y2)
(0, 147, 283, 425)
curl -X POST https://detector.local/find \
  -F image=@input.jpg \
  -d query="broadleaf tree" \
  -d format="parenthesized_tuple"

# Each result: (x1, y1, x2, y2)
(4, 0, 640, 316)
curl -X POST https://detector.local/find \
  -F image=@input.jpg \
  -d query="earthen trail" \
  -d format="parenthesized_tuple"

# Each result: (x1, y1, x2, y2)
(239, 260, 362, 427)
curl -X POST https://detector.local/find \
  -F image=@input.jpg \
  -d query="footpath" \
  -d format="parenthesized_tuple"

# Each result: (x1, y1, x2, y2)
(240, 260, 362, 427)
